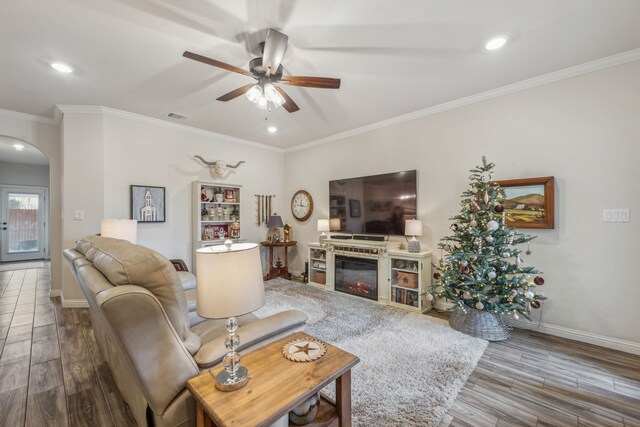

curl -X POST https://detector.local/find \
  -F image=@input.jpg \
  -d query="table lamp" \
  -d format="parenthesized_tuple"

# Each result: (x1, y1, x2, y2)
(329, 218, 341, 232)
(267, 214, 284, 242)
(405, 219, 423, 253)
(100, 219, 138, 243)
(196, 242, 265, 391)
(317, 219, 330, 244)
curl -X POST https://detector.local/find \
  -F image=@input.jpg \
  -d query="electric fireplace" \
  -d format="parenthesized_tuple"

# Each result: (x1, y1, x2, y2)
(334, 255, 378, 301)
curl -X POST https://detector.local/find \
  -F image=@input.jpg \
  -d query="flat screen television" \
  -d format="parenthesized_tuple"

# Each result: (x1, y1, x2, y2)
(329, 170, 417, 235)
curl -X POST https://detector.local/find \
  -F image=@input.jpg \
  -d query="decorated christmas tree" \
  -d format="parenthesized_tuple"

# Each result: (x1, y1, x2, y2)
(430, 157, 546, 337)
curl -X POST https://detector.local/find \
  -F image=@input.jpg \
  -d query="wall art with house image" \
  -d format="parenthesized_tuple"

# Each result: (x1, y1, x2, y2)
(493, 176, 554, 229)
(131, 185, 166, 223)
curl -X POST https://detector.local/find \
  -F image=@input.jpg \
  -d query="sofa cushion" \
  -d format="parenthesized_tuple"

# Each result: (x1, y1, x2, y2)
(76, 236, 201, 354)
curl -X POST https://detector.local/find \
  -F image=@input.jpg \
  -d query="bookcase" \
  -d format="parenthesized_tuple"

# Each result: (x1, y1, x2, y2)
(387, 250, 432, 313)
(308, 244, 328, 287)
(193, 181, 242, 249)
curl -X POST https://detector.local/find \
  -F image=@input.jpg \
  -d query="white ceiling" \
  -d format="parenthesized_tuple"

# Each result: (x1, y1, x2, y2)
(0, 136, 49, 165)
(1, 1, 639, 149)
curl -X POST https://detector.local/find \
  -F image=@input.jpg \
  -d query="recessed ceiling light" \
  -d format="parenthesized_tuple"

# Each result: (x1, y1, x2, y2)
(13, 143, 24, 151)
(50, 62, 74, 73)
(267, 126, 278, 133)
(485, 36, 507, 51)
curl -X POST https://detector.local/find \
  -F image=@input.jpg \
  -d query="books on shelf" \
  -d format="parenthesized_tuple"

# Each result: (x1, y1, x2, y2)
(393, 287, 418, 307)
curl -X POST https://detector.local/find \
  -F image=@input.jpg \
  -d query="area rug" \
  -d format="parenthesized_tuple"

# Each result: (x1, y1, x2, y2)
(254, 279, 488, 427)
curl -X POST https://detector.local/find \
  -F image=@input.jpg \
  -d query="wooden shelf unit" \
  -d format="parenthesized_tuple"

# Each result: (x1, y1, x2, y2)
(387, 250, 432, 313)
(308, 244, 328, 287)
(192, 182, 243, 260)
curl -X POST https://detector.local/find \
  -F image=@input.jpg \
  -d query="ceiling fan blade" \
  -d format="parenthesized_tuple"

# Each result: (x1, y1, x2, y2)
(275, 87, 300, 113)
(262, 28, 288, 75)
(216, 84, 255, 102)
(183, 51, 254, 77)
(280, 76, 341, 89)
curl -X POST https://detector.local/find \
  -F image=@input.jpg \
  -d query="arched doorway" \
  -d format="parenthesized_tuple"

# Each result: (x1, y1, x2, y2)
(0, 136, 50, 263)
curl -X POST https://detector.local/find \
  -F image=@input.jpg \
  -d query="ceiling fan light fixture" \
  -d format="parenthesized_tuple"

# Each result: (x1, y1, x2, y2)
(272, 91, 285, 108)
(256, 95, 269, 110)
(245, 84, 263, 103)
(263, 83, 278, 101)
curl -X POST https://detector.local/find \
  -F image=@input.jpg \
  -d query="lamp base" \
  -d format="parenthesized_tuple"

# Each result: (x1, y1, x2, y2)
(407, 237, 421, 253)
(214, 366, 249, 391)
(319, 232, 328, 245)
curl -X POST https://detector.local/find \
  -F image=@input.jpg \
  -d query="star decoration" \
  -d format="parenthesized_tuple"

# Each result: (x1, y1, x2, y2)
(402, 277, 410, 285)
(294, 343, 312, 355)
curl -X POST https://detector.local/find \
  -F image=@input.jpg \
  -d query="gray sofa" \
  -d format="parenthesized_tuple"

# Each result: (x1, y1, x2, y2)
(63, 236, 307, 427)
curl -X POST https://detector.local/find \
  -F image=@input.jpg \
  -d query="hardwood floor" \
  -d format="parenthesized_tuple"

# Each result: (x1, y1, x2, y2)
(0, 266, 136, 427)
(432, 313, 640, 427)
(1, 264, 639, 427)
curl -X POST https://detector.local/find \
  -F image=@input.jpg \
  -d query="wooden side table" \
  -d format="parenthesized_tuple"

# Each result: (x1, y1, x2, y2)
(187, 332, 359, 427)
(260, 240, 297, 280)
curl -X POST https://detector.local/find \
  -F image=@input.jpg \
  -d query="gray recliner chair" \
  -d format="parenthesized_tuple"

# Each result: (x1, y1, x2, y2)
(63, 236, 307, 427)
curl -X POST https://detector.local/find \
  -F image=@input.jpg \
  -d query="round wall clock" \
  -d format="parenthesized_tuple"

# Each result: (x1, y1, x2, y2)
(291, 190, 313, 222)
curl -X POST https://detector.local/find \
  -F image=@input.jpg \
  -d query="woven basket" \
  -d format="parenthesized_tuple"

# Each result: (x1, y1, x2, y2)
(449, 307, 510, 341)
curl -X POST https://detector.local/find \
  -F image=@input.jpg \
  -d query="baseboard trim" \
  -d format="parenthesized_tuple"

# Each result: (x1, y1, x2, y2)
(61, 298, 89, 308)
(507, 319, 640, 356)
(49, 289, 62, 298)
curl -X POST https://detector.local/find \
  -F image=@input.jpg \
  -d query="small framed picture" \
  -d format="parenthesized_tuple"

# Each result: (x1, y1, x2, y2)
(224, 189, 236, 202)
(349, 199, 361, 218)
(212, 224, 229, 239)
(131, 185, 165, 223)
(493, 176, 555, 229)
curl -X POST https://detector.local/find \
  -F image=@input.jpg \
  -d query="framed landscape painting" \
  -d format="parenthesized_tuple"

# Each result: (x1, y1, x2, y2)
(131, 185, 166, 223)
(493, 176, 554, 229)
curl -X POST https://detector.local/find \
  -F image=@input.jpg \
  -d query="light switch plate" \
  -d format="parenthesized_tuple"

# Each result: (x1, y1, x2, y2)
(73, 210, 84, 221)
(603, 209, 629, 222)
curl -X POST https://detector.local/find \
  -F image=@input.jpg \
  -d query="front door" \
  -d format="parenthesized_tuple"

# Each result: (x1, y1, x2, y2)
(0, 186, 47, 262)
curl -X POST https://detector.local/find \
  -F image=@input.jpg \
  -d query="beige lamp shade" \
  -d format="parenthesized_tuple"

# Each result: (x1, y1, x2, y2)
(405, 219, 423, 237)
(317, 219, 330, 232)
(100, 219, 138, 243)
(195, 243, 265, 319)
(329, 218, 341, 231)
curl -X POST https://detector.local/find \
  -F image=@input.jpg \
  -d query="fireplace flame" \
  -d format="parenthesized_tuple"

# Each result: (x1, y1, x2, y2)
(346, 281, 373, 295)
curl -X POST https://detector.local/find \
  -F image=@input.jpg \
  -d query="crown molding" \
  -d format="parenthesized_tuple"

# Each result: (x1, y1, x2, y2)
(55, 105, 284, 153)
(285, 48, 640, 153)
(0, 108, 59, 126)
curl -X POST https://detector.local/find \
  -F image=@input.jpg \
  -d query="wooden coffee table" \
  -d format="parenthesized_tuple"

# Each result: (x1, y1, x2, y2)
(187, 332, 359, 427)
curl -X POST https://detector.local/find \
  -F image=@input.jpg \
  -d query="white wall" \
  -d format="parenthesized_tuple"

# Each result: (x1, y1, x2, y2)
(284, 60, 640, 346)
(102, 113, 284, 265)
(59, 109, 284, 299)
(0, 112, 62, 293)
(0, 161, 49, 187)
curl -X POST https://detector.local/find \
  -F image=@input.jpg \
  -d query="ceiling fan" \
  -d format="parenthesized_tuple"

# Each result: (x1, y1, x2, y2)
(183, 28, 341, 113)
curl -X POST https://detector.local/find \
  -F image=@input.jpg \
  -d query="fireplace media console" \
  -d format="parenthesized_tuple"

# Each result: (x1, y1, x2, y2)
(308, 237, 432, 313)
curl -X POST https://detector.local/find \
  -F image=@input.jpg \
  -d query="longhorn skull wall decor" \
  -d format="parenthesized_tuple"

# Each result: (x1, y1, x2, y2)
(195, 156, 245, 180)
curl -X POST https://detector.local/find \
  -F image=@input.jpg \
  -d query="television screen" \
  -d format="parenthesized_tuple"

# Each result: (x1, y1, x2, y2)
(329, 170, 417, 235)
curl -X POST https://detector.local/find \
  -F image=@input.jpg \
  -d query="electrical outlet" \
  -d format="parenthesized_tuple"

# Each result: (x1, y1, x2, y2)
(603, 209, 629, 223)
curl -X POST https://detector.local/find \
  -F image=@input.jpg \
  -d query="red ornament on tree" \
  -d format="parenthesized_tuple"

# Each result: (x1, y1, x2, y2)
(494, 203, 504, 213)
(433, 272, 441, 280)
(460, 265, 470, 274)
(534, 276, 545, 286)
(531, 300, 541, 309)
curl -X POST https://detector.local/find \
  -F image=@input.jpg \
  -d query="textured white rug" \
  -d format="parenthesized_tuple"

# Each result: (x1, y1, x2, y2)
(255, 279, 488, 427)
